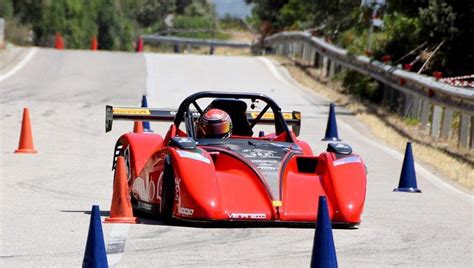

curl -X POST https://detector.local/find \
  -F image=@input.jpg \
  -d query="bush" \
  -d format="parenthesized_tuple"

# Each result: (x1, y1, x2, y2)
(342, 70, 383, 102)
(4, 18, 32, 46)
(173, 15, 213, 29)
(374, 13, 421, 61)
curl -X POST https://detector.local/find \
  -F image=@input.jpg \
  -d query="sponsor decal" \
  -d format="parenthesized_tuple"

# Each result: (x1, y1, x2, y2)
(113, 108, 150, 115)
(175, 177, 181, 202)
(272, 200, 282, 207)
(251, 112, 274, 119)
(156, 172, 163, 201)
(176, 150, 211, 164)
(169, 111, 200, 117)
(333, 156, 362, 166)
(137, 201, 153, 211)
(250, 112, 293, 120)
(282, 113, 293, 120)
(227, 213, 267, 219)
(132, 177, 147, 201)
(178, 207, 194, 216)
(241, 149, 280, 159)
(149, 181, 156, 201)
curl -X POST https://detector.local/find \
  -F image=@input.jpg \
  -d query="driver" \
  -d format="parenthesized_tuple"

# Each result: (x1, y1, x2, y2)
(196, 108, 232, 139)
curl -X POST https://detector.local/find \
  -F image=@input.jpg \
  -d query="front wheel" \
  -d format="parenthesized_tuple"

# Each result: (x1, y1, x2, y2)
(161, 157, 175, 224)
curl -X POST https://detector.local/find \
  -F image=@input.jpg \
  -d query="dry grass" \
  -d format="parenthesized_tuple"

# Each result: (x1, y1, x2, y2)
(143, 30, 256, 57)
(227, 31, 257, 43)
(272, 56, 474, 191)
(144, 44, 251, 56)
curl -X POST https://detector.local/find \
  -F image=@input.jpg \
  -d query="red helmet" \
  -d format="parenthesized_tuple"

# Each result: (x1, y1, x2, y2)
(196, 109, 232, 139)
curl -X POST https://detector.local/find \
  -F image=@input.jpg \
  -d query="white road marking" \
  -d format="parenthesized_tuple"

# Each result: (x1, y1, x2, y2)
(106, 224, 130, 267)
(257, 56, 295, 88)
(0, 47, 38, 83)
(260, 55, 473, 201)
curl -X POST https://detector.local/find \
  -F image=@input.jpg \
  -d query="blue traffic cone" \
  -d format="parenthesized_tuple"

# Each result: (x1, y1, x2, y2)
(322, 103, 341, 141)
(394, 142, 421, 193)
(310, 196, 338, 268)
(141, 95, 152, 132)
(82, 205, 108, 268)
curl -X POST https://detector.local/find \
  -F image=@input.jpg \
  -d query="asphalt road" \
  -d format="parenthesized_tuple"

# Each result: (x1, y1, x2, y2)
(0, 48, 472, 267)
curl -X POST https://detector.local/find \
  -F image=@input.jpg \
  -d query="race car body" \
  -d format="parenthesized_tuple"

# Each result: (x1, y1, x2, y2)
(106, 91, 366, 226)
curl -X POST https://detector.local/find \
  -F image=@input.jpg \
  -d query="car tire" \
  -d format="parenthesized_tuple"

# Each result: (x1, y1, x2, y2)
(161, 157, 175, 224)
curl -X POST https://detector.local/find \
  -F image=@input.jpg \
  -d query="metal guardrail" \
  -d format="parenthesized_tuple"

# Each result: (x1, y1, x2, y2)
(142, 35, 251, 48)
(263, 31, 474, 149)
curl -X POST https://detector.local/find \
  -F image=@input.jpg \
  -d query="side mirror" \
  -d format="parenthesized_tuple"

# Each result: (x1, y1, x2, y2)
(327, 143, 352, 155)
(170, 137, 197, 150)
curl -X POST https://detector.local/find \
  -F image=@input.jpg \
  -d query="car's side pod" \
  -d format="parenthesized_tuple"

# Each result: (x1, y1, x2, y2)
(317, 143, 367, 225)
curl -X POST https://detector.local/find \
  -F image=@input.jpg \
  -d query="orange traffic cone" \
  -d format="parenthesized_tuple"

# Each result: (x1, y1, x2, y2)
(55, 32, 64, 50)
(91, 36, 98, 51)
(133, 121, 143, 133)
(15, 108, 37, 154)
(135, 37, 143, 52)
(105, 156, 138, 223)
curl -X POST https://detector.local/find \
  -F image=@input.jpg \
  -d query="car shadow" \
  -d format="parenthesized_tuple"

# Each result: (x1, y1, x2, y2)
(59, 210, 358, 230)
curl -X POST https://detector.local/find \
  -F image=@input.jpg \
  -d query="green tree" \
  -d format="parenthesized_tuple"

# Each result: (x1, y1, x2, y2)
(96, 0, 133, 50)
(0, 0, 13, 18)
(136, 0, 175, 28)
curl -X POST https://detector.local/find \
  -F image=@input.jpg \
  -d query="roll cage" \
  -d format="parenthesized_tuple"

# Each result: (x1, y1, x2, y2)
(173, 91, 295, 143)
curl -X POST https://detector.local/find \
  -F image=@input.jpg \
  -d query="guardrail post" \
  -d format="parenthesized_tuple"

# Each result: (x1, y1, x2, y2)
(431, 105, 443, 138)
(392, 89, 401, 112)
(440, 108, 453, 140)
(403, 93, 413, 117)
(306, 45, 312, 66)
(397, 92, 406, 116)
(314, 52, 320, 68)
(471, 117, 474, 149)
(403, 93, 420, 119)
(302, 43, 309, 65)
(293, 41, 297, 60)
(299, 41, 304, 62)
(321, 56, 329, 78)
(328, 59, 336, 78)
(459, 113, 471, 148)
(334, 63, 341, 75)
(411, 95, 421, 119)
(382, 85, 392, 106)
(290, 42, 295, 60)
(420, 99, 431, 129)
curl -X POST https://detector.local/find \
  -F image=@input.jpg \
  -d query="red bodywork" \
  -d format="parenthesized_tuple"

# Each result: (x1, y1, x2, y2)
(108, 92, 367, 226)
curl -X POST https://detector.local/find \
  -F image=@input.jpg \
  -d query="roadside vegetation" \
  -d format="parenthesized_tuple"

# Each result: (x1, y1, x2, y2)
(274, 56, 473, 190)
(0, 0, 224, 50)
(244, 0, 473, 188)
(246, 0, 473, 77)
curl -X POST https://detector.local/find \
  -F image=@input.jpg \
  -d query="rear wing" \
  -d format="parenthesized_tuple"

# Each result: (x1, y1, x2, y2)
(106, 105, 301, 135)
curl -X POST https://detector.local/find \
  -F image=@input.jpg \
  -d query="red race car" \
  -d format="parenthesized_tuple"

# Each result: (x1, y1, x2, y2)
(106, 91, 366, 227)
